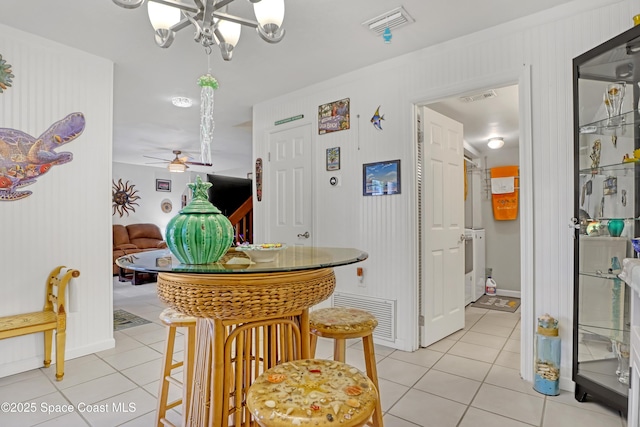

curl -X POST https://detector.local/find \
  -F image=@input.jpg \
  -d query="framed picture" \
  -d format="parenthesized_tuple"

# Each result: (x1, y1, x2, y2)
(318, 98, 350, 134)
(362, 159, 401, 196)
(326, 147, 340, 171)
(156, 179, 171, 192)
(603, 176, 617, 195)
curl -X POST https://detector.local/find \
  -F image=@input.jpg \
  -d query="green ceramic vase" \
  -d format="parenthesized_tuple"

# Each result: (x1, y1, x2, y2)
(165, 176, 234, 264)
(607, 218, 625, 237)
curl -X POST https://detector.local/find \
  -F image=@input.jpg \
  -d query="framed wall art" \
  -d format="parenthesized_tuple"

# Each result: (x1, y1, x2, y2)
(318, 98, 350, 134)
(362, 159, 401, 196)
(156, 179, 171, 192)
(326, 147, 340, 171)
(603, 176, 617, 195)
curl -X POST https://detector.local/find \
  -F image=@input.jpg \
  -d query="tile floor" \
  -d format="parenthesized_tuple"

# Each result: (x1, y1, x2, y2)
(0, 278, 628, 426)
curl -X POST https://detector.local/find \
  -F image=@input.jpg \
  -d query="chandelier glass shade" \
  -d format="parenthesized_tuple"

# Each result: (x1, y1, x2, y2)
(147, 1, 181, 30)
(113, 0, 286, 60)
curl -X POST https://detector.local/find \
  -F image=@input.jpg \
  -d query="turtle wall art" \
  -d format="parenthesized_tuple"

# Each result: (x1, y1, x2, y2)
(0, 112, 86, 201)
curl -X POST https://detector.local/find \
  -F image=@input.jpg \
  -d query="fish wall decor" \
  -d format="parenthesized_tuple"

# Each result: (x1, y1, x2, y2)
(371, 106, 385, 130)
(0, 112, 86, 201)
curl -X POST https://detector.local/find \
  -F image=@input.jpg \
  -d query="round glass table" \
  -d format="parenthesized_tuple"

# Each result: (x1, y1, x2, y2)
(116, 246, 367, 427)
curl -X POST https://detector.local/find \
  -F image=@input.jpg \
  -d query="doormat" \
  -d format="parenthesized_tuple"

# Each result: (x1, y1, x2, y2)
(470, 295, 521, 313)
(113, 309, 151, 331)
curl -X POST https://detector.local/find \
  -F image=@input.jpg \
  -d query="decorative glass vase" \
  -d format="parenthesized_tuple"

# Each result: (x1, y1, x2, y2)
(165, 176, 234, 264)
(607, 218, 624, 237)
(534, 314, 561, 396)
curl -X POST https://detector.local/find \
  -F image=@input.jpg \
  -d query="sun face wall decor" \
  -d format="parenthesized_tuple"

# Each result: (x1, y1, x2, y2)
(0, 112, 85, 201)
(112, 178, 141, 217)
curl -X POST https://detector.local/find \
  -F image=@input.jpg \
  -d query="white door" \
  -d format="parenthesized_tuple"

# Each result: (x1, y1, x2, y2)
(420, 106, 465, 347)
(266, 124, 314, 247)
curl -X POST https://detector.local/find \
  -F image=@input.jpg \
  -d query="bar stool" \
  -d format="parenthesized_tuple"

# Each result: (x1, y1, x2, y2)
(247, 359, 378, 427)
(156, 308, 196, 427)
(309, 307, 383, 427)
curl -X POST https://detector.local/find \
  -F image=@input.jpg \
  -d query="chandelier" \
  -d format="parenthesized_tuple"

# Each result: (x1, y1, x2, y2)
(113, 0, 285, 61)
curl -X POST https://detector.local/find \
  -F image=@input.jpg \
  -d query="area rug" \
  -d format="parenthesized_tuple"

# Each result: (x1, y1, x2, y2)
(470, 295, 521, 313)
(113, 309, 151, 331)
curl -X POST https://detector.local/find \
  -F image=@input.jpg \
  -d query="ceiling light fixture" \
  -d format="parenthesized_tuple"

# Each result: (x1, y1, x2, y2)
(171, 96, 192, 108)
(112, 0, 285, 61)
(168, 161, 187, 172)
(488, 137, 505, 149)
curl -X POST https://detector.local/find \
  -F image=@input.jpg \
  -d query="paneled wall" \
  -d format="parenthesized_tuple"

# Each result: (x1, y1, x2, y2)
(482, 147, 521, 294)
(253, 0, 638, 388)
(112, 162, 207, 236)
(0, 24, 114, 376)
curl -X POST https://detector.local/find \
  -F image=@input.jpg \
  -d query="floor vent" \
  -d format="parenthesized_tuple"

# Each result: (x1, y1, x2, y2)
(332, 292, 396, 342)
(459, 90, 498, 103)
(362, 6, 415, 36)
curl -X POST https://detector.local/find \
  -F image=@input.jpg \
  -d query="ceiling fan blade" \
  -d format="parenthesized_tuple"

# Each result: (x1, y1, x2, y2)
(143, 155, 170, 162)
(185, 161, 213, 166)
(145, 161, 170, 164)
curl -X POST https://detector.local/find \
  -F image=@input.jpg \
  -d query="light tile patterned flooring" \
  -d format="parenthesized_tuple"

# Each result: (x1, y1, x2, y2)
(0, 278, 628, 426)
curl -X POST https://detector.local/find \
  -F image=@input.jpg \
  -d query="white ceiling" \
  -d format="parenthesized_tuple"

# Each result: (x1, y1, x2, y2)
(428, 84, 520, 155)
(0, 0, 571, 176)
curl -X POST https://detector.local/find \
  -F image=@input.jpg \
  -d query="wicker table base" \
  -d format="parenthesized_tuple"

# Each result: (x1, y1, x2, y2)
(157, 268, 337, 427)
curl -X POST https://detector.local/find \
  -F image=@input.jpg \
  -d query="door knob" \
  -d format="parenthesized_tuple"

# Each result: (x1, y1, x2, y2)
(297, 231, 310, 238)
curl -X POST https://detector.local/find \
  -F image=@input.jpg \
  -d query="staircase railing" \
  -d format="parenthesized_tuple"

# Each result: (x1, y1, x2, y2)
(228, 196, 253, 244)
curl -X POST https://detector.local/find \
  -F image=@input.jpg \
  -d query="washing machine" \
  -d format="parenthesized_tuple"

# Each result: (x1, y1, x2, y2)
(464, 228, 486, 304)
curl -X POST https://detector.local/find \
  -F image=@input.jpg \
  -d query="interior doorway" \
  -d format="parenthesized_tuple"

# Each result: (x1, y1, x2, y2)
(415, 71, 534, 381)
(429, 84, 522, 303)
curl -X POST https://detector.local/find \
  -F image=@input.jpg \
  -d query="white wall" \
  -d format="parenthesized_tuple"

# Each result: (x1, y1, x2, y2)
(112, 162, 207, 236)
(482, 147, 521, 294)
(253, 0, 638, 388)
(0, 24, 114, 376)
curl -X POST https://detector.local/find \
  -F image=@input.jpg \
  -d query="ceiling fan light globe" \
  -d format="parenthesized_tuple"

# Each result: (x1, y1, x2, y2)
(168, 162, 186, 173)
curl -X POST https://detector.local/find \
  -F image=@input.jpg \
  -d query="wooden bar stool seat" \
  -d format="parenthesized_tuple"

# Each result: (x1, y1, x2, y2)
(309, 307, 383, 427)
(247, 359, 378, 427)
(156, 308, 197, 427)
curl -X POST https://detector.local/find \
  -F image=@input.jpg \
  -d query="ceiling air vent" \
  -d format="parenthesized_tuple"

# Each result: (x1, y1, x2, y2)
(362, 6, 415, 36)
(459, 90, 498, 103)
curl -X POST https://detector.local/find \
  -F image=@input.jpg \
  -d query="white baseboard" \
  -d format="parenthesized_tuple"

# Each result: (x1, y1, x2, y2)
(496, 289, 521, 298)
(0, 338, 115, 379)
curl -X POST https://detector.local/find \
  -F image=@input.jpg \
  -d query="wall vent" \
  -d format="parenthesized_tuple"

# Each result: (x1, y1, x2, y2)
(332, 292, 396, 342)
(362, 6, 415, 36)
(459, 90, 498, 103)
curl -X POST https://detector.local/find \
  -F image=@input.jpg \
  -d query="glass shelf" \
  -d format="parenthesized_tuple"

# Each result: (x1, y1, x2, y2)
(579, 160, 638, 175)
(577, 218, 640, 225)
(579, 321, 630, 336)
(579, 110, 640, 133)
(579, 271, 624, 280)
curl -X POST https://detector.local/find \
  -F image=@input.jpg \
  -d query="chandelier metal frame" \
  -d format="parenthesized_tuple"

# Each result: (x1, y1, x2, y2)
(113, 0, 285, 60)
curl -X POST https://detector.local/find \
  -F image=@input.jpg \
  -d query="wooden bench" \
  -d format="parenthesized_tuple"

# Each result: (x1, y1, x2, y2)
(0, 266, 80, 381)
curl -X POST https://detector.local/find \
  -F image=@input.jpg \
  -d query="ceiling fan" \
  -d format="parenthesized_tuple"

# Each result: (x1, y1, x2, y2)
(144, 150, 212, 172)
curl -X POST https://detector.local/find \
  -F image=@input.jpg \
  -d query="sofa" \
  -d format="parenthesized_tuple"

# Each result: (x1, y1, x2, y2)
(113, 223, 167, 275)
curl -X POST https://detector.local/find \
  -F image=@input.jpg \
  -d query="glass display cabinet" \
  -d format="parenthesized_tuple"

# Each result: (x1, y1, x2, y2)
(572, 25, 640, 413)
